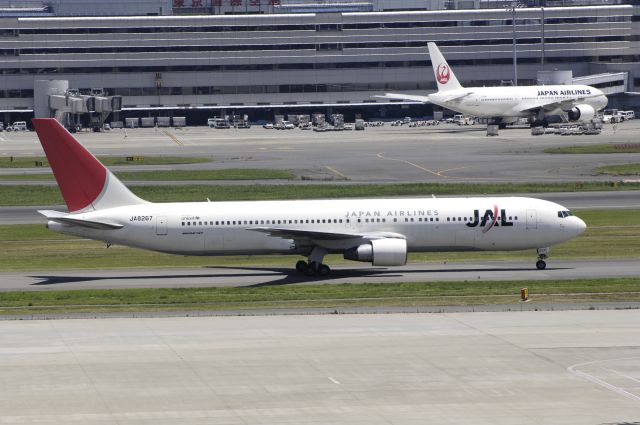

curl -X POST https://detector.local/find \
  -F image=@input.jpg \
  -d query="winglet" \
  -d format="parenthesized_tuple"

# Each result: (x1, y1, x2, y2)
(32, 118, 147, 213)
(428, 42, 463, 92)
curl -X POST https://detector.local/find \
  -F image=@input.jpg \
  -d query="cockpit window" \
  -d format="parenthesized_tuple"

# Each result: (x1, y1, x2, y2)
(557, 210, 574, 218)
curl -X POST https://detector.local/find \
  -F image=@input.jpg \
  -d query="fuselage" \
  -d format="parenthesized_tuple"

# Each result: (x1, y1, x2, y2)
(428, 85, 608, 120)
(49, 197, 586, 257)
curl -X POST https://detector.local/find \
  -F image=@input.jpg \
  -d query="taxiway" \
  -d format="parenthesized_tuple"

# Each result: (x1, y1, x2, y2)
(1, 122, 638, 184)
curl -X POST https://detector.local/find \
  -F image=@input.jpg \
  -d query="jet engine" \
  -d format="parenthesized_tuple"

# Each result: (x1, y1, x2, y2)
(567, 104, 595, 122)
(343, 238, 407, 266)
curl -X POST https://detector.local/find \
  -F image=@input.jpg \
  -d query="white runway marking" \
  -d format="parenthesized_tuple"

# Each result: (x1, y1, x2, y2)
(568, 357, 640, 403)
(604, 367, 640, 384)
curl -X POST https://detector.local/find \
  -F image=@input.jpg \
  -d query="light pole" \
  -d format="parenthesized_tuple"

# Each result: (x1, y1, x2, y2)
(506, 1, 524, 86)
(541, 6, 545, 69)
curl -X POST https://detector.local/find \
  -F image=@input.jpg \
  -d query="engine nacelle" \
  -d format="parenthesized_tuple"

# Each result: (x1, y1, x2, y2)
(567, 104, 595, 122)
(343, 238, 407, 266)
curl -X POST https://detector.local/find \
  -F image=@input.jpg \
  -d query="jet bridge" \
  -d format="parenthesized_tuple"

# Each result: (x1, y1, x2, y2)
(572, 72, 628, 96)
(34, 80, 122, 131)
(538, 70, 628, 96)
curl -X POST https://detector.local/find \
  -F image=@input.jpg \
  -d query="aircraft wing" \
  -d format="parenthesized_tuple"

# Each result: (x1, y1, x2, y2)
(516, 93, 603, 113)
(374, 93, 431, 103)
(248, 227, 405, 248)
(38, 210, 124, 230)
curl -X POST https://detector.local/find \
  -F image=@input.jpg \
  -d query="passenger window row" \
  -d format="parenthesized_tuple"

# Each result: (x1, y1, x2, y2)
(180, 215, 520, 227)
(182, 218, 348, 227)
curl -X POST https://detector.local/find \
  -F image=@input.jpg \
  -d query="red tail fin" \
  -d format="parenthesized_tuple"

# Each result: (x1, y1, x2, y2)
(32, 118, 147, 213)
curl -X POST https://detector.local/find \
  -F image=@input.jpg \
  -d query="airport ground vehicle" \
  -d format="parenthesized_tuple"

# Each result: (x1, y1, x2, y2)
(603, 109, 624, 123)
(276, 120, 295, 130)
(6, 121, 27, 131)
(211, 118, 230, 129)
(208, 118, 231, 128)
(33, 118, 586, 275)
(262, 123, 274, 129)
(454, 115, 475, 125)
(622, 111, 635, 120)
(0, 122, 4, 131)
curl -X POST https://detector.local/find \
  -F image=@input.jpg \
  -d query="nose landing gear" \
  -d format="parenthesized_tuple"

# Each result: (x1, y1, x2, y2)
(536, 247, 549, 270)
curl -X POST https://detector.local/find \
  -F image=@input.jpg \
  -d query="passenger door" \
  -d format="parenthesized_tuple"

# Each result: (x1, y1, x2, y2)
(526, 209, 537, 230)
(156, 216, 168, 236)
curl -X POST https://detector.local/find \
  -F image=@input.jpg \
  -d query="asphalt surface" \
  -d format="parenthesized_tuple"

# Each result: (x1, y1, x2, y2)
(1, 121, 639, 185)
(1, 259, 637, 291)
(1, 311, 639, 424)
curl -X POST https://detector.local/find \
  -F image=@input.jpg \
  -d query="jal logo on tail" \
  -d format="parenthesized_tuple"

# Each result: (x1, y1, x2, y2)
(436, 63, 450, 84)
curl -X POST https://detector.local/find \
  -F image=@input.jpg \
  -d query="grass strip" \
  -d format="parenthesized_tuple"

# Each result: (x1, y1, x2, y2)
(0, 156, 211, 168)
(595, 164, 640, 176)
(545, 144, 640, 154)
(0, 169, 294, 181)
(2, 181, 639, 206)
(1, 209, 638, 271)
(0, 279, 638, 315)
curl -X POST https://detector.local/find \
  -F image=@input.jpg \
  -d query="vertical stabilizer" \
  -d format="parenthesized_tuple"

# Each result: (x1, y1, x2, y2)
(32, 118, 148, 213)
(428, 42, 463, 92)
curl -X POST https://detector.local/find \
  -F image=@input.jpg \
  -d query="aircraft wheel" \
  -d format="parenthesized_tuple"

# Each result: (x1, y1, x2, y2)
(296, 260, 307, 273)
(536, 260, 547, 270)
(317, 264, 331, 277)
(304, 262, 317, 276)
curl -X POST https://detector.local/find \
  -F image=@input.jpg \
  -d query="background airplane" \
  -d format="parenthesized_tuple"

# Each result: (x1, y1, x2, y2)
(381, 42, 608, 128)
(34, 118, 586, 275)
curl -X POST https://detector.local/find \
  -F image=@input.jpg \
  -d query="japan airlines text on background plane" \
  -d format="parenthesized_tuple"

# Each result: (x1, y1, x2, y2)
(381, 42, 608, 127)
(33, 118, 586, 275)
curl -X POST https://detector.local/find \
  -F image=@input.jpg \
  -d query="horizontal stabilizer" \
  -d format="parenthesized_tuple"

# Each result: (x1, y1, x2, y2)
(439, 91, 473, 103)
(376, 93, 431, 103)
(38, 210, 123, 230)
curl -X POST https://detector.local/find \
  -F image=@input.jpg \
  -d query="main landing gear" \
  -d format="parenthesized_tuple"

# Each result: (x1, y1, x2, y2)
(295, 246, 331, 277)
(296, 260, 331, 276)
(536, 247, 550, 270)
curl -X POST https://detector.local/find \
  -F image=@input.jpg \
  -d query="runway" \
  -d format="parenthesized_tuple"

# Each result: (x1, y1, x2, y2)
(1, 259, 638, 291)
(0, 310, 638, 424)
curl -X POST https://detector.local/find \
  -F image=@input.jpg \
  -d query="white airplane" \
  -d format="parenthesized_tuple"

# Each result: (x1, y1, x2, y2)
(33, 118, 586, 275)
(381, 42, 608, 127)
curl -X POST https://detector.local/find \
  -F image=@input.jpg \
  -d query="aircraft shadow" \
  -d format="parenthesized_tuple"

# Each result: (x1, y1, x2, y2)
(213, 265, 571, 287)
(28, 271, 278, 286)
(29, 265, 570, 287)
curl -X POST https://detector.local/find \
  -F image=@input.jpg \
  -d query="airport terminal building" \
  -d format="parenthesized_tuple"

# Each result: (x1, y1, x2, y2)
(0, 0, 638, 123)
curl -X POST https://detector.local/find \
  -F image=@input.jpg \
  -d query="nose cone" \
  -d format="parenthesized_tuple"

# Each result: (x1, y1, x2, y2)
(574, 217, 587, 236)
(600, 95, 608, 109)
